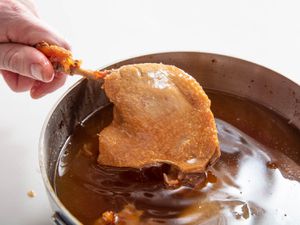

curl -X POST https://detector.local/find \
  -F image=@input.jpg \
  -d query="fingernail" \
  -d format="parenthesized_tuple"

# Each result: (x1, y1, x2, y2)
(30, 63, 52, 82)
(30, 63, 44, 81)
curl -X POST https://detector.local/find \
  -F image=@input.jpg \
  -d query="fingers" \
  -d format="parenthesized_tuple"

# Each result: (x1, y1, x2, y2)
(0, 1, 70, 98)
(1, 70, 68, 98)
(0, 0, 70, 49)
(0, 43, 54, 82)
(18, 18, 71, 49)
(1, 70, 35, 92)
(30, 72, 67, 99)
(9, 18, 70, 49)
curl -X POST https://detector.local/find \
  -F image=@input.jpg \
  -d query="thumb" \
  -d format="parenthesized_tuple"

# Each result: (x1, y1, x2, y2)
(0, 43, 54, 82)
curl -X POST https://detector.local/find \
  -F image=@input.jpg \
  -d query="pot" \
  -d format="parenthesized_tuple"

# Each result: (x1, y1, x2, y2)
(39, 52, 300, 224)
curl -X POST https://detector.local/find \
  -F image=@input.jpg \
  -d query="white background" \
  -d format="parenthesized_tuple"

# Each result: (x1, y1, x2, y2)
(0, 0, 299, 224)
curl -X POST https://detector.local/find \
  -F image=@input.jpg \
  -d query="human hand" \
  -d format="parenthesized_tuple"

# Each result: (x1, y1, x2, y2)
(0, 0, 70, 98)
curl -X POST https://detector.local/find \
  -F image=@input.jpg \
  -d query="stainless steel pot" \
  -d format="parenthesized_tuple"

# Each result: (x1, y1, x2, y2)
(39, 52, 300, 224)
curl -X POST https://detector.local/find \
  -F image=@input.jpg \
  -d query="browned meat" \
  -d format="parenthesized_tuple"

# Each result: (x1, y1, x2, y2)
(94, 204, 143, 225)
(98, 63, 220, 172)
(35, 42, 108, 79)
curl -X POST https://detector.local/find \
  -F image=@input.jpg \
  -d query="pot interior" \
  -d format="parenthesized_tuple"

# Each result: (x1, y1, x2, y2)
(40, 52, 300, 224)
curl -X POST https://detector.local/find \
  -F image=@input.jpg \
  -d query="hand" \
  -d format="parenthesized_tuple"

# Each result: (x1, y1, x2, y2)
(0, 0, 70, 98)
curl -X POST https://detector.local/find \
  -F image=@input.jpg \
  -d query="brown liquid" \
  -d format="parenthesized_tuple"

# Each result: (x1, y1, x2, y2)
(54, 91, 300, 225)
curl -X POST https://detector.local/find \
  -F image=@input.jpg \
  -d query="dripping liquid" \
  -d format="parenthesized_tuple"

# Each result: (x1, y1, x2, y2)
(54, 91, 300, 225)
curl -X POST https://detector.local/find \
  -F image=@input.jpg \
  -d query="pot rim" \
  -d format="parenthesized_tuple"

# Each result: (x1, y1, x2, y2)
(38, 51, 299, 225)
(100, 50, 299, 86)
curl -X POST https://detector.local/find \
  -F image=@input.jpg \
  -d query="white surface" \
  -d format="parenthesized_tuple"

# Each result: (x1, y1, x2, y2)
(0, 0, 299, 224)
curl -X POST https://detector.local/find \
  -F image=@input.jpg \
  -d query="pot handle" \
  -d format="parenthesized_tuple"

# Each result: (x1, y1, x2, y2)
(52, 212, 69, 225)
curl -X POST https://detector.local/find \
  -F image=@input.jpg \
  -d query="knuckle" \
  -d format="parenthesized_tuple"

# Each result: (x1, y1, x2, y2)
(11, 76, 33, 93)
(3, 0, 22, 14)
(0, 0, 36, 43)
(0, 0, 23, 19)
(2, 45, 21, 70)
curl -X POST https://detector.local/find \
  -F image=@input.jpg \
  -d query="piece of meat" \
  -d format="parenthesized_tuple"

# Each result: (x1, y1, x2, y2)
(94, 204, 143, 225)
(35, 42, 108, 79)
(98, 63, 220, 172)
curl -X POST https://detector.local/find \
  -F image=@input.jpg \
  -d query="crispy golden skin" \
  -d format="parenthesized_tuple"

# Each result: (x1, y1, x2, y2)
(98, 63, 220, 172)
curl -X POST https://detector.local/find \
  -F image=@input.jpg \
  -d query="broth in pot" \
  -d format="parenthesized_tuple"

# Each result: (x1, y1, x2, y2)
(54, 90, 300, 225)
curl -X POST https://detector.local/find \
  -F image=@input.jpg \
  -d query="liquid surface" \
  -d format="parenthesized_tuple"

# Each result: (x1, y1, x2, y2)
(55, 91, 300, 225)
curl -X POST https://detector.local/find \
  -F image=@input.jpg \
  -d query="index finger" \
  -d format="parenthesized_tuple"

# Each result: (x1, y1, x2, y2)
(0, 1, 70, 49)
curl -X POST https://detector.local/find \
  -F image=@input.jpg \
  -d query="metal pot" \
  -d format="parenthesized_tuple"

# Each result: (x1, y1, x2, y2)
(39, 52, 300, 224)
